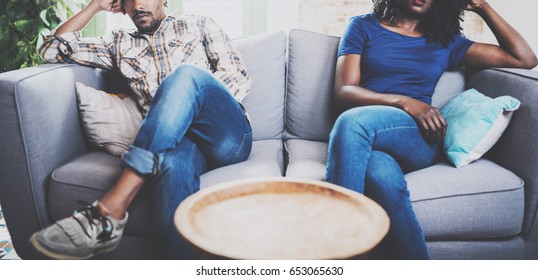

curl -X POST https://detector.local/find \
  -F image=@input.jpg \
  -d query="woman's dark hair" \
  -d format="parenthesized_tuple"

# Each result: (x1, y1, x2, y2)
(372, 0, 471, 46)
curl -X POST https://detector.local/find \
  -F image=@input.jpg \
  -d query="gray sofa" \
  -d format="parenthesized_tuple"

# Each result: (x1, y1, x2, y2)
(1, 29, 538, 260)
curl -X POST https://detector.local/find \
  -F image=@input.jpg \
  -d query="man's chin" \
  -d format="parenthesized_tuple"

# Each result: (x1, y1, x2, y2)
(135, 21, 159, 34)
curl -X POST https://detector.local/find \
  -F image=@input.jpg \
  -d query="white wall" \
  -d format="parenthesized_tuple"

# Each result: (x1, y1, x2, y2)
(267, 0, 299, 32)
(474, 0, 537, 70)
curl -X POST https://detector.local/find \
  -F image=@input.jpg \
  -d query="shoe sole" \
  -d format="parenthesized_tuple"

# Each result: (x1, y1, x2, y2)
(29, 233, 118, 260)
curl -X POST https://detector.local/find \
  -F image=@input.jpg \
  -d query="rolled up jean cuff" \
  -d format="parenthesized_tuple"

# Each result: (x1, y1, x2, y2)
(121, 145, 158, 176)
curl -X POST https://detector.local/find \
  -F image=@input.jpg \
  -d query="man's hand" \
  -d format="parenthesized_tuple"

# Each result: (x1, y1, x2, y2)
(55, 0, 123, 35)
(400, 97, 447, 144)
(95, 0, 124, 14)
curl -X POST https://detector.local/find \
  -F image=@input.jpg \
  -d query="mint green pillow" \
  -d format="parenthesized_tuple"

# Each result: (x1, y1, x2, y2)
(441, 88, 520, 168)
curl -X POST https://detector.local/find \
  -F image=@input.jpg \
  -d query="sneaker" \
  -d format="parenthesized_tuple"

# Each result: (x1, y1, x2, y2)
(29, 201, 128, 260)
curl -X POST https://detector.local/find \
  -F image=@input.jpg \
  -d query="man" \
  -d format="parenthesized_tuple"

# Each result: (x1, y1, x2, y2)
(30, 0, 252, 259)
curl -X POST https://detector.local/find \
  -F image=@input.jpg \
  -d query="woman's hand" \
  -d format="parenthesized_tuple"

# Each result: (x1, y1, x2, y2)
(400, 97, 447, 144)
(465, 0, 488, 12)
(94, 0, 124, 14)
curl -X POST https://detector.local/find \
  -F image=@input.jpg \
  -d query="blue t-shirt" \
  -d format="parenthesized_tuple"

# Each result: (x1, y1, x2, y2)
(338, 13, 474, 104)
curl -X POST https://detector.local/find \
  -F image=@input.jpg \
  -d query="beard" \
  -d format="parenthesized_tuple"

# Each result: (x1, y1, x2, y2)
(136, 19, 160, 33)
(132, 11, 161, 34)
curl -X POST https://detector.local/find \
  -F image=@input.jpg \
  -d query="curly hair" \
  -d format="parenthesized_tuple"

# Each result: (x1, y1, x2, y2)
(372, 0, 470, 46)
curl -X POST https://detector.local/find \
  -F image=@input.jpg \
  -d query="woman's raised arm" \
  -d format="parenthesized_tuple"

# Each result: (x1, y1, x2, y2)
(461, 1, 538, 69)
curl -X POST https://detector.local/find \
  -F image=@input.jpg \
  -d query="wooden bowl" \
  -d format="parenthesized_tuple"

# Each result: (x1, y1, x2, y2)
(174, 177, 389, 259)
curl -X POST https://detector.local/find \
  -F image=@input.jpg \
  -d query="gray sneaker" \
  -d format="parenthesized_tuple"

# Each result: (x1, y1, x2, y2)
(30, 201, 128, 260)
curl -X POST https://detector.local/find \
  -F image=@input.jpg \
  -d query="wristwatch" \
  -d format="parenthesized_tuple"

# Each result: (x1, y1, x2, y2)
(54, 35, 77, 55)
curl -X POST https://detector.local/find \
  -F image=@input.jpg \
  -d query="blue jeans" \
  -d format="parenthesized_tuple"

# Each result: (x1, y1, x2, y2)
(326, 106, 442, 259)
(121, 65, 252, 259)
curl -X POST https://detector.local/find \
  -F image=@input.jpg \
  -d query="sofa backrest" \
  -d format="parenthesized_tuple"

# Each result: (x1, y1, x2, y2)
(285, 29, 340, 142)
(284, 29, 467, 143)
(431, 69, 467, 109)
(234, 31, 287, 141)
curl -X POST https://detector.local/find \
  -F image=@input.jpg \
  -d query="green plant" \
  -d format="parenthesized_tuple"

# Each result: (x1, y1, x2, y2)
(0, 0, 86, 73)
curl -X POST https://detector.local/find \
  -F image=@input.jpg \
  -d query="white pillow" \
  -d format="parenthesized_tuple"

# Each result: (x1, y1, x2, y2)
(75, 82, 142, 156)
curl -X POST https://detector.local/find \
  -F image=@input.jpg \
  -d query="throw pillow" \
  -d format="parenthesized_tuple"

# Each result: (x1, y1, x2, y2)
(75, 82, 142, 156)
(441, 88, 520, 168)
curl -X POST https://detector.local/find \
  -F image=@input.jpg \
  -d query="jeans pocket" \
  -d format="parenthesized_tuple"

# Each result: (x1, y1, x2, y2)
(231, 131, 252, 165)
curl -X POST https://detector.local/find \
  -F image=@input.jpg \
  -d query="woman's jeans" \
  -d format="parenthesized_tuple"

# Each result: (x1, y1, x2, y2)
(326, 106, 442, 259)
(121, 65, 252, 259)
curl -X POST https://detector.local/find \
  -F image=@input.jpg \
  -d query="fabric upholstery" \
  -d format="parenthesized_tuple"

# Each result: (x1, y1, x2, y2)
(200, 140, 284, 188)
(407, 160, 524, 240)
(441, 88, 520, 168)
(431, 69, 467, 109)
(285, 139, 524, 240)
(427, 238, 526, 260)
(233, 31, 287, 141)
(48, 140, 284, 237)
(285, 139, 327, 181)
(0, 64, 106, 259)
(75, 82, 142, 156)
(285, 29, 340, 142)
(3, 31, 538, 260)
(467, 68, 538, 235)
(285, 30, 467, 142)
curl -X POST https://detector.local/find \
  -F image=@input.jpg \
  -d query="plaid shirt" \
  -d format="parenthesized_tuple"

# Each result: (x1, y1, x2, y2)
(39, 15, 251, 115)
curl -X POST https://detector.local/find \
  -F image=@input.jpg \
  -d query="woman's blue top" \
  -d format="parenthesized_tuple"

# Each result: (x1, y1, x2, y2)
(338, 13, 474, 104)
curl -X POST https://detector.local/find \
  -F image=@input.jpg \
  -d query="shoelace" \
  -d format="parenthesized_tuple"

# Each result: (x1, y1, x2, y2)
(71, 202, 116, 243)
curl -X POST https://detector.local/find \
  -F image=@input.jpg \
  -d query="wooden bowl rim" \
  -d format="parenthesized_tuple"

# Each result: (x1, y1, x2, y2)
(174, 177, 390, 259)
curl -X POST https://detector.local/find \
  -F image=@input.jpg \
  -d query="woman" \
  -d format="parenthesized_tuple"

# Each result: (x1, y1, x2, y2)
(326, 0, 537, 259)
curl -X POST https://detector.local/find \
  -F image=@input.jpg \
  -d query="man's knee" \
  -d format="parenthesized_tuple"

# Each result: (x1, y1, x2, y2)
(170, 64, 206, 79)
(159, 65, 217, 102)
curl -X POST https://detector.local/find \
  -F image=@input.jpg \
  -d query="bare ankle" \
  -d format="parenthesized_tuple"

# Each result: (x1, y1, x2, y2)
(97, 201, 125, 220)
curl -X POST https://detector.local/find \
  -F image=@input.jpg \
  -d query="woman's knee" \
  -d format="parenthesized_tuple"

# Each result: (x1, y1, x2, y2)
(331, 108, 369, 140)
(365, 151, 408, 197)
(332, 106, 392, 137)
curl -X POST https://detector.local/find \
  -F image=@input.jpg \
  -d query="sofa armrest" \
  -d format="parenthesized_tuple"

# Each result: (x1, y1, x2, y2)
(0, 64, 108, 258)
(466, 68, 538, 236)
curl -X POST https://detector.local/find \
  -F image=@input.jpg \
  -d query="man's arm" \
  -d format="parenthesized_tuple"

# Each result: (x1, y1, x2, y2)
(39, 0, 123, 70)
(200, 16, 252, 102)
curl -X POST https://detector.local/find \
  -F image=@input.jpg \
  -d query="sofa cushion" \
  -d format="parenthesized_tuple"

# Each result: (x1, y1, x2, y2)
(234, 31, 287, 141)
(431, 69, 467, 109)
(285, 139, 327, 181)
(48, 140, 284, 237)
(200, 140, 284, 188)
(284, 139, 524, 240)
(75, 82, 142, 156)
(285, 29, 340, 142)
(406, 160, 524, 240)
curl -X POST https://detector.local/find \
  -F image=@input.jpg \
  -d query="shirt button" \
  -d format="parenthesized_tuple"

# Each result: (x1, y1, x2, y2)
(157, 48, 162, 52)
